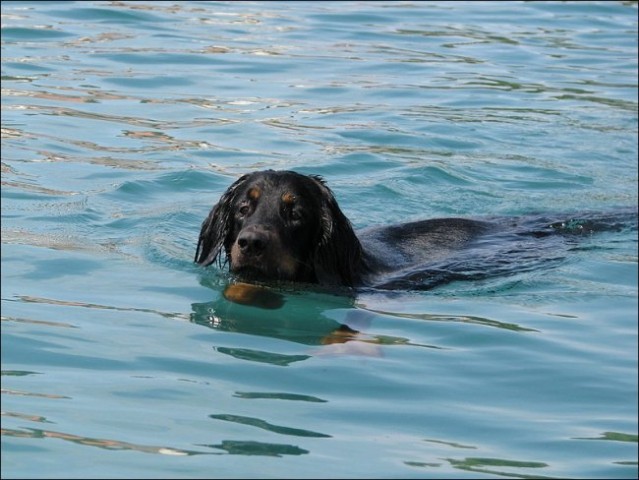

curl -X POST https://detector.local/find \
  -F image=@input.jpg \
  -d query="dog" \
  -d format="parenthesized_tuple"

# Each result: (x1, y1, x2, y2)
(195, 169, 636, 291)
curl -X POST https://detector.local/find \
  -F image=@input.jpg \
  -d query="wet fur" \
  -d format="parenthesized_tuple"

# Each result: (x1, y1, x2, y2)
(195, 169, 636, 291)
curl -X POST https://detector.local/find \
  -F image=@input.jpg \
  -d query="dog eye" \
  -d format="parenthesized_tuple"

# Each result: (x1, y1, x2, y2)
(238, 205, 250, 216)
(289, 210, 302, 221)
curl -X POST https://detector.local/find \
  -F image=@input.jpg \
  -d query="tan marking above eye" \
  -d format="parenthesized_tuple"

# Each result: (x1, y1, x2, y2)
(281, 192, 296, 204)
(247, 187, 261, 200)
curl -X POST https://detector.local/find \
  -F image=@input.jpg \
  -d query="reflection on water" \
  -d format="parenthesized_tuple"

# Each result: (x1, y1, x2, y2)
(14, 294, 190, 322)
(191, 280, 437, 357)
(233, 391, 327, 403)
(362, 307, 539, 333)
(575, 432, 639, 443)
(1, 427, 208, 457)
(443, 457, 549, 478)
(214, 347, 310, 366)
(208, 413, 331, 438)
(203, 440, 309, 457)
(190, 282, 357, 346)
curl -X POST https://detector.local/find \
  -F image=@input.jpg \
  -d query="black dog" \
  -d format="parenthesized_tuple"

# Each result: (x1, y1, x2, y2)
(195, 169, 635, 290)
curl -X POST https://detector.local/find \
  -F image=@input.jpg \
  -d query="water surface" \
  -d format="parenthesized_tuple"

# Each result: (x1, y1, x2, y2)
(1, 1, 637, 478)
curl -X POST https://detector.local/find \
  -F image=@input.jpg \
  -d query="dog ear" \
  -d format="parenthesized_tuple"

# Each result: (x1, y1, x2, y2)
(194, 174, 248, 266)
(310, 175, 364, 287)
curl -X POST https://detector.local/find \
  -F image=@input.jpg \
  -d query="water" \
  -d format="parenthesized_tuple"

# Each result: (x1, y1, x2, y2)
(1, 1, 637, 478)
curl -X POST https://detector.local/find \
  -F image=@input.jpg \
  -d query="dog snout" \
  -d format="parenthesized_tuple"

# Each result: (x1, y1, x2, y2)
(237, 227, 270, 257)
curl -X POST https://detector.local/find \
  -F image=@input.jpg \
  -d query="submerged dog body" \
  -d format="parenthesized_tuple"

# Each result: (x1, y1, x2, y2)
(195, 170, 635, 290)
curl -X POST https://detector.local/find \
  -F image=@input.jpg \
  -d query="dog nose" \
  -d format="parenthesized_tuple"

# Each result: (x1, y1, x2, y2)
(237, 229, 268, 256)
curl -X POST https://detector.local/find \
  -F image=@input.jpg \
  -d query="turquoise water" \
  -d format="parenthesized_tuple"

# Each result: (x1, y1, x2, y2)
(1, 1, 637, 478)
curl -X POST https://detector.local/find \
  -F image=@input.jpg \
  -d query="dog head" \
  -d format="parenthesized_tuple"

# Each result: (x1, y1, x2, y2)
(195, 170, 364, 286)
